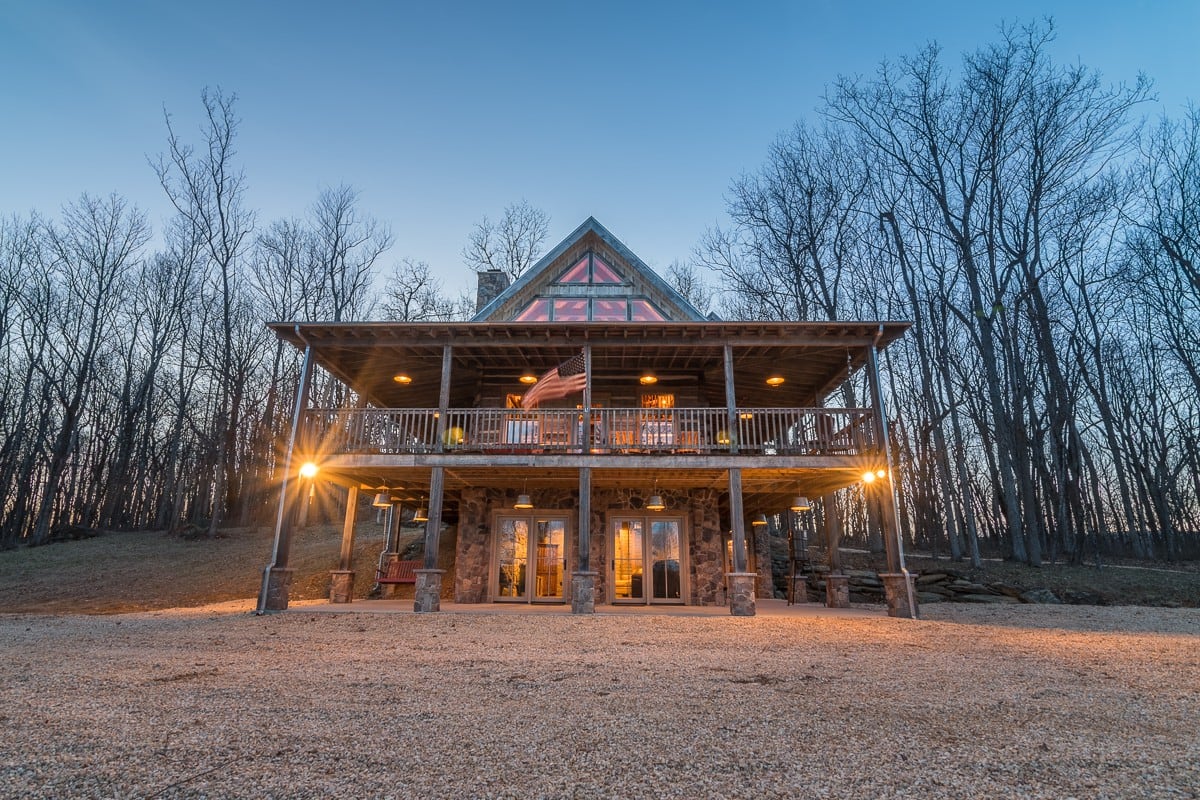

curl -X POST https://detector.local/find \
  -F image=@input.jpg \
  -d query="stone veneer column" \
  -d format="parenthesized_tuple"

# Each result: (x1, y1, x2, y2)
(262, 567, 294, 611)
(881, 572, 920, 618)
(454, 488, 490, 603)
(328, 570, 354, 604)
(825, 573, 850, 608)
(414, 569, 446, 612)
(571, 571, 597, 614)
(727, 572, 757, 616)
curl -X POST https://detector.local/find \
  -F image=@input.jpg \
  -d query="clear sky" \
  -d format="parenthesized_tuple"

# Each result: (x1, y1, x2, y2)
(2, 0, 1197, 297)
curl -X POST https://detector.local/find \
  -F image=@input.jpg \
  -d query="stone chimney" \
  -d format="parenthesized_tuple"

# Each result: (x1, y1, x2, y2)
(475, 269, 510, 313)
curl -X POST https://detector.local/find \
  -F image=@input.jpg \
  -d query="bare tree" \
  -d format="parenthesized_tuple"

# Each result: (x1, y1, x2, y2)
(462, 200, 549, 281)
(309, 184, 392, 322)
(381, 258, 467, 321)
(154, 88, 254, 537)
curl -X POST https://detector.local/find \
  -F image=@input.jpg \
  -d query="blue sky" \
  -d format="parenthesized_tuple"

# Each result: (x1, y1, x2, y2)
(2, 0, 1197, 296)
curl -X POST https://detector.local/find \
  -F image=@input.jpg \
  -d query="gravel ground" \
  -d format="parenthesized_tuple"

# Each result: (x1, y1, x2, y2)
(1, 601, 1197, 799)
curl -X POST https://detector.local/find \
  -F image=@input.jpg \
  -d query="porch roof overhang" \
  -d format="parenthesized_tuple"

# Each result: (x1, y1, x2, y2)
(269, 320, 910, 408)
(311, 456, 880, 516)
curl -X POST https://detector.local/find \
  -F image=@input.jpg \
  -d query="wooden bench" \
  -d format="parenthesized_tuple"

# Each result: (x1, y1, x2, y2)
(376, 560, 421, 585)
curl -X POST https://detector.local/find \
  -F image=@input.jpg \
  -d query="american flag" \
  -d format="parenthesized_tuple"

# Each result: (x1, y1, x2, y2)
(521, 350, 587, 408)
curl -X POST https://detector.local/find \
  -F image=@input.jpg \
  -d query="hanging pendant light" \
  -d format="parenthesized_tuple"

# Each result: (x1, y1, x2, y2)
(752, 513, 768, 527)
(514, 479, 533, 509)
(790, 495, 811, 512)
(372, 489, 391, 508)
(645, 477, 665, 511)
(413, 502, 429, 523)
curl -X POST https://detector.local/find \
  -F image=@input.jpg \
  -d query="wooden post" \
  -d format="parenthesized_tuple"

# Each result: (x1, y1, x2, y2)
(723, 344, 738, 454)
(582, 344, 592, 445)
(572, 466, 596, 614)
(258, 336, 314, 613)
(338, 485, 358, 570)
(729, 468, 747, 572)
(727, 467, 755, 616)
(329, 485, 358, 603)
(434, 344, 452, 452)
(414, 466, 447, 612)
(865, 341, 901, 574)
(578, 466, 591, 573)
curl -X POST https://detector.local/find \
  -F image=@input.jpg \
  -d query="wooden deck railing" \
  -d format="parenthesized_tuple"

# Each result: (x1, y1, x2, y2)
(306, 407, 875, 457)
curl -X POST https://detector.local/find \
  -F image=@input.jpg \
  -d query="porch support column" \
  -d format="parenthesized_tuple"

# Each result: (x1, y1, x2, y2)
(414, 466, 446, 612)
(257, 333, 314, 613)
(723, 344, 738, 454)
(329, 485, 358, 603)
(821, 492, 849, 608)
(865, 337, 919, 619)
(572, 466, 596, 614)
(415, 346, 453, 612)
(726, 467, 755, 616)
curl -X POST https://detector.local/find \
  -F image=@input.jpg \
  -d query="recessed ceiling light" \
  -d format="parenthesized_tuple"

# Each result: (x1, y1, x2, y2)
(393, 374, 412, 384)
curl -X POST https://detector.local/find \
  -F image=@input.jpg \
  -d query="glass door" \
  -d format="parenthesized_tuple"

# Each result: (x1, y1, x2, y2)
(533, 518, 566, 601)
(611, 516, 684, 604)
(494, 514, 567, 603)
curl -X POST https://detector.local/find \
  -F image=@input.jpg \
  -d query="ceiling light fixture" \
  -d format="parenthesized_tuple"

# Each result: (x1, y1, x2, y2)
(765, 375, 785, 386)
(393, 373, 412, 384)
(514, 480, 533, 509)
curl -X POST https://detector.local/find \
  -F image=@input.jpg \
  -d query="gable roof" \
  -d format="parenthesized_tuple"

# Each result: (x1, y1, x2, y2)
(471, 216, 708, 322)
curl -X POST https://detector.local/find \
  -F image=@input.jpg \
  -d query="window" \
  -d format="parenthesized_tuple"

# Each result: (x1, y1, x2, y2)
(554, 252, 625, 285)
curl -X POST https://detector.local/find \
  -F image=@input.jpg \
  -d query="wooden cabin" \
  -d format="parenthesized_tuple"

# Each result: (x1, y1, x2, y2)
(258, 217, 916, 616)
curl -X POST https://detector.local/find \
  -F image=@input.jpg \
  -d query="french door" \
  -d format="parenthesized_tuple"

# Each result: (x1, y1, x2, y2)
(610, 516, 685, 603)
(494, 514, 568, 603)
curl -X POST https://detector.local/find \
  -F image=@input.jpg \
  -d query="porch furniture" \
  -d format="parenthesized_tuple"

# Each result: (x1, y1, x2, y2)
(376, 560, 420, 585)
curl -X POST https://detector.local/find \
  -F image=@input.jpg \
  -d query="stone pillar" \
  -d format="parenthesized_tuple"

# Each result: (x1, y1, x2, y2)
(727, 572, 757, 616)
(414, 569, 445, 612)
(825, 573, 850, 608)
(329, 569, 354, 604)
(262, 567, 294, 611)
(881, 572, 920, 619)
(571, 571, 597, 614)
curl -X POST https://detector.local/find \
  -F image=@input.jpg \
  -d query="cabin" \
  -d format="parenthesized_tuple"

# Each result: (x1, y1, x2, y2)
(257, 217, 917, 617)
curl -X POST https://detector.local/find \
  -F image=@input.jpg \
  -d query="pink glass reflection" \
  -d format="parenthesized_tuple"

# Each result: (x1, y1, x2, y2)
(591, 256, 623, 284)
(630, 299, 666, 321)
(555, 257, 591, 284)
(553, 299, 589, 321)
(515, 298, 551, 321)
(592, 299, 627, 321)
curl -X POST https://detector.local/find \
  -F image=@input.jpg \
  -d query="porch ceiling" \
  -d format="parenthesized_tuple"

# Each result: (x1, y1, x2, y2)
(268, 321, 910, 407)
(315, 463, 868, 515)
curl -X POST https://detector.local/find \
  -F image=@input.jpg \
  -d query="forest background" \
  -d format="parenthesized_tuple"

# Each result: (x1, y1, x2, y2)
(1, 21, 1197, 569)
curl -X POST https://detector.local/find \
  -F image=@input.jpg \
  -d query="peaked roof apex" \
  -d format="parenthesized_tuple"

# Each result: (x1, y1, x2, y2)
(471, 216, 706, 322)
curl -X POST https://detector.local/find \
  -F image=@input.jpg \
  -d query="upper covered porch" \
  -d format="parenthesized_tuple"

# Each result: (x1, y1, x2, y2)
(272, 319, 908, 502)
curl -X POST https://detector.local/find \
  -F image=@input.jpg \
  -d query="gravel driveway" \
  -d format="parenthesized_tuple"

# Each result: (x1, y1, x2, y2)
(2, 601, 1197, 799)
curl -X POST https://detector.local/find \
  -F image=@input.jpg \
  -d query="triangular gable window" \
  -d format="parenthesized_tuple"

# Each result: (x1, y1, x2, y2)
(554, 252, 625, 285)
